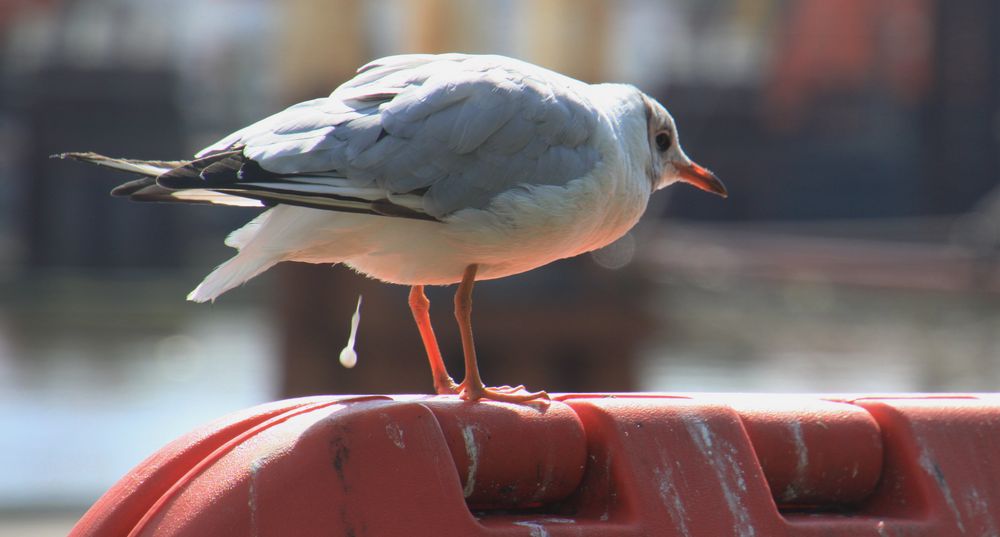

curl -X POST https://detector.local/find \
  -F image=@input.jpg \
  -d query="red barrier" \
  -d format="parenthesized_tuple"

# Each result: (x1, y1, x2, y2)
(69, 393, 1000, 536)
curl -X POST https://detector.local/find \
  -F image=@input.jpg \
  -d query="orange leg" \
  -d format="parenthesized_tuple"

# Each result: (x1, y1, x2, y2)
(409, 285, 459, 395)
(453, 264, 549, 403)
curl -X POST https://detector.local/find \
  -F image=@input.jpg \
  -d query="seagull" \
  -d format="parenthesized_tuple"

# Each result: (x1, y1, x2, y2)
(55, 53, 726, 402)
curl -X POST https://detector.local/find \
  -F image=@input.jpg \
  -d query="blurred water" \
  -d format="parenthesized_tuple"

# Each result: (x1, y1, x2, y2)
(639, 278, 1000, 393)
(0, 291, 277, 511)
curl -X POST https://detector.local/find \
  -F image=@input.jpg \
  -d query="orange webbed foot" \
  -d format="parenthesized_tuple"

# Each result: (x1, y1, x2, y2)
(460, 383, 550, 404)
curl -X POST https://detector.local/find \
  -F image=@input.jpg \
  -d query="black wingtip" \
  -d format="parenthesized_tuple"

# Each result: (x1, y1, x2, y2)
(110, 176, 157, 197)
(50, 151, 100, 163)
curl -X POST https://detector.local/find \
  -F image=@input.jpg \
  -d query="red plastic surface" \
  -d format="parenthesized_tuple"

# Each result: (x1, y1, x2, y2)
(69, 393, 1000, 537)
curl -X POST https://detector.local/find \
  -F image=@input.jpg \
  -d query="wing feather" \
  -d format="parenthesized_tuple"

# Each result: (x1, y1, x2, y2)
(188, 54, 603, 219)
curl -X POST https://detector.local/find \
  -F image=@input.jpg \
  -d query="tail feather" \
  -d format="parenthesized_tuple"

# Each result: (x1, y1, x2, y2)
(54, 151, 265, 208)
(224, 211, 273, 250)
(191, 207, 306, 302)
(52, 152, 184, 176)
(187, 252, 279, 303)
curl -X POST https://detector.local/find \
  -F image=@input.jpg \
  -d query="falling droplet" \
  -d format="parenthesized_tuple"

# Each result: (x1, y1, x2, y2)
(339, 295, 362, 368)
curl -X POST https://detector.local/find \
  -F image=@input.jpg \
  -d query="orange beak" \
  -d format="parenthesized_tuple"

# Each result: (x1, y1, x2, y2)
(676, 161, 727, 198)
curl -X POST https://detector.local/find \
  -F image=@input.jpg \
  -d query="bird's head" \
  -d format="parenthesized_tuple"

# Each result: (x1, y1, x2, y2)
(640, 93, 727, 197)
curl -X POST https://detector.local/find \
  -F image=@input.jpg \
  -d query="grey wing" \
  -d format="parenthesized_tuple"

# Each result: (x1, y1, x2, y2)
(186, 54, 602, 220)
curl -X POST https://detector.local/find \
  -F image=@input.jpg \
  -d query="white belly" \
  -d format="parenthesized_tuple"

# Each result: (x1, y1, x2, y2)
(283, 170, 651, 286)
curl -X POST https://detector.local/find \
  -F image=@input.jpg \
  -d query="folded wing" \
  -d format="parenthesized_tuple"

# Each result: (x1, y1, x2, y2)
(72, 54, 604, 221)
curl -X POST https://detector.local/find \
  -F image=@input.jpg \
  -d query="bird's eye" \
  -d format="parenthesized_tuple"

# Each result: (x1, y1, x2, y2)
(655, 131, 672, 152)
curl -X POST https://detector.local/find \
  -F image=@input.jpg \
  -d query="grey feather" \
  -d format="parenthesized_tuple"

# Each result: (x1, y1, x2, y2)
(197, 54, 603, 219)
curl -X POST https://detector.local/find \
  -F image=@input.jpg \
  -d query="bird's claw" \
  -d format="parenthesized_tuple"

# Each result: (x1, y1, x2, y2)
(434, 379, 461, 396)
(459, 383, 550, 404)
(493, 385, 526, 393)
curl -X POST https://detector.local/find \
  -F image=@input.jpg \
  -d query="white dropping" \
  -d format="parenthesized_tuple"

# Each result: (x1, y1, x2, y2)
(339, 295, 363, 368)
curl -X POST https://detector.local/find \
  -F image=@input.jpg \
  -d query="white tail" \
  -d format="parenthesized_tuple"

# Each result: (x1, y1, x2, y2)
(224, 211, 272, 250)
(187, 252, 279, 303)
(189, 205, 358, 302)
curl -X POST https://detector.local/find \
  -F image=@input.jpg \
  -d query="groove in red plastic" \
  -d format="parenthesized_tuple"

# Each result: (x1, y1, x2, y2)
(424, 399, 586, 509)
(734, 398, 883, 506)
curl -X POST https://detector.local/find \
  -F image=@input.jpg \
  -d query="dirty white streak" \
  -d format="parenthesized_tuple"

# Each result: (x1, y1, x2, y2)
(781, 421, 809, 502)
(248, 457, 264, 537)
(538, 518, 576, 524)
(385, 421, 406, 449)
(597, 452, 613, 521)
(512, 521, 550, 537)
(654, 464, 692, 537)
(653, 436, 692, 537)
(686, 419, 756, 537)
(918, 446, 965, 533)
(964, 488, 998, 536)
(461, 424, 480, 498)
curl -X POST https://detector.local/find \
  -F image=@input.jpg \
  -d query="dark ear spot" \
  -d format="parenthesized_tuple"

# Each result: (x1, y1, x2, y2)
(641, 94, 655, 126)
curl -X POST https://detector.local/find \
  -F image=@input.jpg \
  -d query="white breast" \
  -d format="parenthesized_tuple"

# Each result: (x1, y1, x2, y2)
(338, 121, 653, 285)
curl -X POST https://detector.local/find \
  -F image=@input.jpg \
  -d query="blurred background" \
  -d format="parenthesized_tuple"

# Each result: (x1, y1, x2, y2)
(2, 0, 999, 533)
